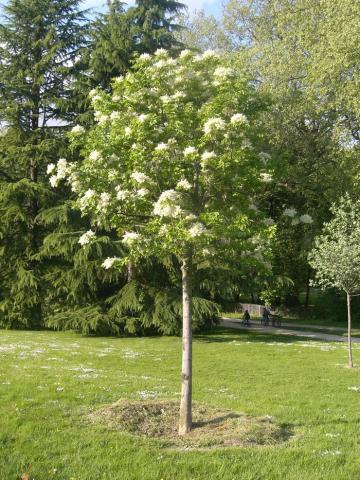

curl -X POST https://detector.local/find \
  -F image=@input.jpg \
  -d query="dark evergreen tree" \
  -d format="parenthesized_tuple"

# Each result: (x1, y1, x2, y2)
(0, 0, 88, 327)
(127, 0, 186, 55)
(89, 0, 133, 90)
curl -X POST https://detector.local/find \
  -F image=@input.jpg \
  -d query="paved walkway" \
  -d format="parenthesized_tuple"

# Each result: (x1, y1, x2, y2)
(221, 318, 360, 343)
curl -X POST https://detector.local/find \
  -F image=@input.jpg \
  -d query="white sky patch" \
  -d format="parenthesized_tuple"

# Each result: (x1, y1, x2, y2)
(82, 0, 221, 15)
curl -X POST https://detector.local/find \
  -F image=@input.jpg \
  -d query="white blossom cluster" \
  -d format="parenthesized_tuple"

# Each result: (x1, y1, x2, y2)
(102, 257, 119, 270)
(153, 190, 183, 218)
(78, 189, 96, 212)
(131, 171, 150, 184)
(78, 230, 95, 246)
(283, 208, 313, 225)
(188, 223, 207, 238)
(48, 158, 68, 188)
(203, 117, 226, 135)
(122, 231, 141, 246)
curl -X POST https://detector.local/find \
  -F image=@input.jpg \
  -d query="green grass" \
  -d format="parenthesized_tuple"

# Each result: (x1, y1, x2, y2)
(1, 328, 360, 479)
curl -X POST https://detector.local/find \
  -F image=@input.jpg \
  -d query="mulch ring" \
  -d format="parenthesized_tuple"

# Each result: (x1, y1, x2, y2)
(88, 399, 293, 449)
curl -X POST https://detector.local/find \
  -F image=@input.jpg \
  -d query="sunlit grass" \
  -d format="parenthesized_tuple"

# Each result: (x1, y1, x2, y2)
(1, 328, 360, 479)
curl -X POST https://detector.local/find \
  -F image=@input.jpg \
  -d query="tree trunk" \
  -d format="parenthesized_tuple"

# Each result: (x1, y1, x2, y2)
(347, 293, 353, 368)
(304, 266, 311, 308)
(127, 260, 135, 282)
(179, 250, 192, 435)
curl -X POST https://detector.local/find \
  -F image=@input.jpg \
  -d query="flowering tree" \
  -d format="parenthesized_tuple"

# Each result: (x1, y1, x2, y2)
(49, 49, 274, 434)
(309, 196, 360, 368)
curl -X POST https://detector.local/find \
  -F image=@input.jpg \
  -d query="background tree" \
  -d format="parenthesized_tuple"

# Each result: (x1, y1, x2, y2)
(127, 0, 186, 54)
(309, 196, 360, 368)
(0, 0, 87, 327)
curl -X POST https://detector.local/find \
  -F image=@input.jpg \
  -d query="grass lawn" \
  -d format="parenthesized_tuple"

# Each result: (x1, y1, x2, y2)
(1, 328, 360, 479)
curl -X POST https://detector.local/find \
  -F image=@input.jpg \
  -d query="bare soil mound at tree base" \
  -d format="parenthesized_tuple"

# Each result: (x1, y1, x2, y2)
(88, 399, 292, 449)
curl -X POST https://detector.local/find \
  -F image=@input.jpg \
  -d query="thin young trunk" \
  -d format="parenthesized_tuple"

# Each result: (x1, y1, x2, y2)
(127, 260, 135, 282)
(179, 250, 192, 435)
(347, 293, 353, 368)
(304, 266, 311, 308)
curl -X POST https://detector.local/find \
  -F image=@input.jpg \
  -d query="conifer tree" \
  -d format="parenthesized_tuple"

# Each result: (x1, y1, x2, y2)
(89, 0, 133, 90)
(0, 0, 87, 327)
(128, 0, 186, 55)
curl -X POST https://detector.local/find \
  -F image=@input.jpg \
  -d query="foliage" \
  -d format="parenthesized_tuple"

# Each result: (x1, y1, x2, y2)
(0, 0, 88, 327)
(309, 196, 360, 295)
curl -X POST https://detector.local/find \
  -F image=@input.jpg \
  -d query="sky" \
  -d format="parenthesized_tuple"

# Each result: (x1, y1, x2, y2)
(83, 0, 222, 17)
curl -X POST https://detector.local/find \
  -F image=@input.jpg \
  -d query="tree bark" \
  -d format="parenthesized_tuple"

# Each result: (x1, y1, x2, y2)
(347, 293, 353, 368)
(179, 250, 192, 435)
(304, 266, 311, 308)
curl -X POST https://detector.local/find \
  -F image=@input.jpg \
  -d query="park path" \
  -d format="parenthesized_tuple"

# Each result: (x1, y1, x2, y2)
(221, 318, 360, 343)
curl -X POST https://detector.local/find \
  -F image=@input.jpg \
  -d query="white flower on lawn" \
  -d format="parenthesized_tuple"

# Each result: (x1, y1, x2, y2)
(136, 188, 149, 197)
(138, 114, 149, 123)
(110, 111, 120, 121)
(283, 207, 297, 218)
(184, 146, 198, 156)
(112, 95, 121, 102)
(122, 231, 141, 246)
(47, 163, 56, 175)
(91, 94, 102, 102)
(291, 218, 300, 226)
(71, 125, 85, 135)
(249, 203, 259, 212)
(89, 150, 101, 162)
(264, 218, 275, 226)
(177, 179, 192, 191)
(203, 117, 226, 135)
(102, 257, 119, 269)
(153, 190, 182, 218)
(260, 173, 273, 183)
(259, 152, 271, 164)
(124, 127, 132, 137)
(78, 230, 95, 246)
(230, 113, 248, 125)
(189, 222, 207, 237)
(114, 75, 124, 83)
(155, 142, 168, 152)
(185, 213, 197, 221)
(88, 88, 98, 98)
(300, 214, 313, 224)
(131, 171, 150, 184)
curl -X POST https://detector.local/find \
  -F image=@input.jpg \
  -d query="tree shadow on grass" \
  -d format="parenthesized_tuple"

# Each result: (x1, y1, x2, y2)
(195, 327, 332, 344)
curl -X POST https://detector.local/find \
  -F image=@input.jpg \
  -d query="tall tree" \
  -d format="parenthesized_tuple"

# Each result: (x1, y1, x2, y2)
(0, 0, 88, 327)
(50, 49, 274, 433)
(128, 0, 186, 54)
(89, 0, 133, 90)
(222, 0, 360, 302)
